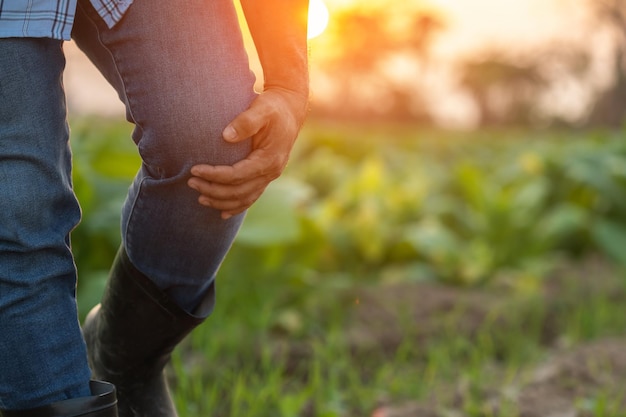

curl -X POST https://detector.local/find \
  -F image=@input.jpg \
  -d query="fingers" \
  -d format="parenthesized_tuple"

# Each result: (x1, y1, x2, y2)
(188, 89, 306, 218)
(188, 175, 267, 216)
(187, 151, 281, 218)
(221, 100, 267, 144)
(188, 175, 268, 219)
(222, 88, 301, 145)
(191, 150, 282, 185)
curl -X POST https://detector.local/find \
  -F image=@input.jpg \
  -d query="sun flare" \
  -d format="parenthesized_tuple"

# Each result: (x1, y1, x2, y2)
(308, 0, 330, 39)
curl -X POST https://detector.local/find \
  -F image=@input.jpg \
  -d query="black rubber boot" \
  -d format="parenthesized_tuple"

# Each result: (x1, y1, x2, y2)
(82, 248, 210, 417)
(0, 381, 118, 417)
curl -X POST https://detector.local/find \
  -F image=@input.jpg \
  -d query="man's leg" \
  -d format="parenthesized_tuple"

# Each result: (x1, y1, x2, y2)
(0, 38, 92, 410)
(73, 0, 257, 312)
(72, 0, 257, 415)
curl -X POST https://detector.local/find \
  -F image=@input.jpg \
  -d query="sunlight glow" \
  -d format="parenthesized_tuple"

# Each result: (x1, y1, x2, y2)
(308, 0, 330, 39)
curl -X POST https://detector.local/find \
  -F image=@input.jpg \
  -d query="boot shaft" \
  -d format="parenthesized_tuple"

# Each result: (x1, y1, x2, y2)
(82, 247, 208, 417)
(0, 381, 117, 417)
(85, 247, 205, 381)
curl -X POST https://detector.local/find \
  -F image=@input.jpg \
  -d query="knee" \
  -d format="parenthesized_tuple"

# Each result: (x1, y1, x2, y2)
(132, 80, 257, 180)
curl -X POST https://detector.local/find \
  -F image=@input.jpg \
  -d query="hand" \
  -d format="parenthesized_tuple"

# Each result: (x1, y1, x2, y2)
(187, 87, 308, 219)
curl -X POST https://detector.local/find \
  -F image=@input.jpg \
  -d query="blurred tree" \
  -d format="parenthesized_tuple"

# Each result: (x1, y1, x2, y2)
(594, 0, 626, 35)
(310, 2, 445, 123)
(586, 0, 626, 126)
(311, 0, 626, 128)
(459, 57, 545, 126)
(457, 46, 592, 127)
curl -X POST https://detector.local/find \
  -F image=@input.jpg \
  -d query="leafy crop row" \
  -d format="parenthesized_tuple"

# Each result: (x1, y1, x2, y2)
(70, 120, 626, 315)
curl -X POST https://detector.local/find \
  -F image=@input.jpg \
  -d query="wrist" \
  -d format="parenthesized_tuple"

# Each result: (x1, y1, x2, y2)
(261, 86, 310, 127)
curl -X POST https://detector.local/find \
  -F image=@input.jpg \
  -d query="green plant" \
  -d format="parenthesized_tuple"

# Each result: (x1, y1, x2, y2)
(69, 119, 626, 417)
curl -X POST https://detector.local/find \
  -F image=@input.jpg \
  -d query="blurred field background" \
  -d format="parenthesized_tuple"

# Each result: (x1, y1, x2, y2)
(66, 0, 626, 416)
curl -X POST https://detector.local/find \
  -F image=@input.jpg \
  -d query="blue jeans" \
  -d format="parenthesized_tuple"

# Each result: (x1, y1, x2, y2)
(0, 0, 256, 410)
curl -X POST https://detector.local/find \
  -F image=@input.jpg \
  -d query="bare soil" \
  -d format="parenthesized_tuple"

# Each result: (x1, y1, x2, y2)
(343, 257, 626, 417)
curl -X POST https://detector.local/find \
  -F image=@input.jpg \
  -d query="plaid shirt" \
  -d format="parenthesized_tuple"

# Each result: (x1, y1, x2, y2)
(0, 0, 132, 40)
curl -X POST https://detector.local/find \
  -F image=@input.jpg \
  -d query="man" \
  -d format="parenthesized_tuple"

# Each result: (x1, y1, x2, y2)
(0, 0, 309, 415)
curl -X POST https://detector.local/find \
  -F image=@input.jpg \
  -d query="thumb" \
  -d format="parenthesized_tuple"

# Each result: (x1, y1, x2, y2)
(222, 107, 264, 143)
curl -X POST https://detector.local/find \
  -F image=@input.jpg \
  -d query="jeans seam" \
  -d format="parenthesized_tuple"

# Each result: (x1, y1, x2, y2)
(75, 1, 148, 263)
(75, 1, 144, 141)
(123, 175, 148, 266)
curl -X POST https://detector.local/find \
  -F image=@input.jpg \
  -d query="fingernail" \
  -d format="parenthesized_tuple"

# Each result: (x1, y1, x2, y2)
(223, 126, 237, 141)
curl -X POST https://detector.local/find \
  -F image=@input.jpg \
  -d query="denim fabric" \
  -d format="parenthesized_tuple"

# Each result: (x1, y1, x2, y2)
(72, 0, 257, 311)
(0, 0, 256, 409)
(0, 38, 92, 410)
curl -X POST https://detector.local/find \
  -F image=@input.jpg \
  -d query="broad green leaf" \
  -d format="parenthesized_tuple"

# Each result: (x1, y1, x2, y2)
(236, 178, 313, 247)
(538, 204, 587, 242)
(592, 220, 626, 267)
(404, 220, 460, 260)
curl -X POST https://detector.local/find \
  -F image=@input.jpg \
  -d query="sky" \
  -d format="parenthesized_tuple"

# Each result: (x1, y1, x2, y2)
(427, 0, 601, 126)
(432, 0, 587, 52)
(315, 0, 590, 57)
(64, 0, 597, 119)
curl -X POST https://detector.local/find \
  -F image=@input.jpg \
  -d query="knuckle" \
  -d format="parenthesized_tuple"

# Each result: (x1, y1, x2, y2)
(262, 157, 283, 177)
(243, 196, 256, 207)
(233, 189, 249, 201)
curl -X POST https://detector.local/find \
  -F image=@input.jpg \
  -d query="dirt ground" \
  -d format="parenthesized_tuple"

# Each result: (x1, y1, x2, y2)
(342, 258, 626, 417)
(370, 337, 626, 417)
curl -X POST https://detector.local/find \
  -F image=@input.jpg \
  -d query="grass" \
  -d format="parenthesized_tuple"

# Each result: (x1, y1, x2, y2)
(67, 118, 626, 416)
(168, 257, 626, 417)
